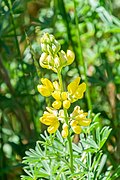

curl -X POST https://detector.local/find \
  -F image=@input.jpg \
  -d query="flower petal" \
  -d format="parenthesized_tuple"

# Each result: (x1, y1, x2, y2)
(67, 77, 80, 95)
(74, 82, 86, 99)
(52, 100, 62, 109)
(79, 119, 91, 126)
(41, 78, 54, 92)
(72, 125, 82, 134)
(37, 85, 52, 97)
(52, 91, 61, 100)
(47, 121, 59, 134)
(63, 100, 71, 109)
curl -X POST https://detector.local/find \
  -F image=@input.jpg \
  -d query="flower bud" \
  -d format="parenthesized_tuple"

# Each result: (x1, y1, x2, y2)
(63, 100, 71, 109)
(54, 56, 60, 68)
(62, 123, 68, 131)
(61, 129, 68, 138)
(39, 52, 48, 66)
(46, 55, 54, 66)
(52, 100, 62, 109)
(40, 33, 61, 55)
(66, 50, 75, 65)
(61, 92, 68, 100)
(41, 43, 47, 52)
(59, 50, 67, 66)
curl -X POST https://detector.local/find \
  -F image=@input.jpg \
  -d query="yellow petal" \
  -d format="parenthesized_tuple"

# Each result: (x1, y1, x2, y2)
(40, 114, 57, 125)
(79, 119, 91, 126)
(61, 92, 68, 100)
(63, 100, 71, 109)
(41, 78, 54, 92)
(67, 77, 80, 95)
(37, 85, 51, 97)
(40, 117, 51, 125)
(47, 121, 59, 134)
(52, 100, 62, 109)
(72, 125, 82, 134)
(70, 120, 78, 127)
(52, 91, 61, 100)
(74, 82, 86, 99)
(72, 106, 80, 117)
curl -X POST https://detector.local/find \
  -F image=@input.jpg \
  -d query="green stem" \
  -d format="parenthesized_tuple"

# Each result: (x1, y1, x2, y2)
(73, 0, 92, 111)
(58, 71, 74, 173)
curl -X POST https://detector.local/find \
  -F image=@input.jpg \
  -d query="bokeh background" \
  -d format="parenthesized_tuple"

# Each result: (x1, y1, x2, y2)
(0, 0, 120, 179)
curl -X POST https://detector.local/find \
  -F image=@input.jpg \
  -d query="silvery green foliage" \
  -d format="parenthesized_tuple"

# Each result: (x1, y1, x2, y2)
(21, 114, 119, 180)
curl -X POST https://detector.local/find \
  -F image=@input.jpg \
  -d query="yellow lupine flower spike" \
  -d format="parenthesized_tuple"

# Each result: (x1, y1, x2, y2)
(37, 78, 54, 97)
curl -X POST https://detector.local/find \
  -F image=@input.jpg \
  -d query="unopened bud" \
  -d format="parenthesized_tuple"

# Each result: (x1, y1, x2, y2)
(41, 43, 47, 52)
(54, 56, 60, 68)
(63, 100, 71, 109)
(59, 50, 67, 66)
(66, 50, 75, 65)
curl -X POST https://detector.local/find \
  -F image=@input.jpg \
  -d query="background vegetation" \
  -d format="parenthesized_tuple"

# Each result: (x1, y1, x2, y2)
(0, 0, 120, 179)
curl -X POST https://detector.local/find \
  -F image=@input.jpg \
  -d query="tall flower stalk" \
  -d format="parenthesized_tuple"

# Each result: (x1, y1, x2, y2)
(37, 33, 91, 173)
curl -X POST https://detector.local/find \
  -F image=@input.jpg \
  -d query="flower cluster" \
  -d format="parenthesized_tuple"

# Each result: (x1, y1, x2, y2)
(40, 33, 75, 73)
(39, 106, 91, 138)
(38, 33, 91, 138)
(37, 77, 86, 109)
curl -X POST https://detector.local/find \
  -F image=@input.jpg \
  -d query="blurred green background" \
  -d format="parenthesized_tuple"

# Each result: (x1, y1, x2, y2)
(0, 0, 120, 179)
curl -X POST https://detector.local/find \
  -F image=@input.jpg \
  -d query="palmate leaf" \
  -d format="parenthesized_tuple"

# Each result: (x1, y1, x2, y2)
(21, 126, 112, 179)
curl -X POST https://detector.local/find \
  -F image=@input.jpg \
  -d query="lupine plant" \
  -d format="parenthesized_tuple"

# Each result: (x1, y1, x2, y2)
(21, 33, 115, 180)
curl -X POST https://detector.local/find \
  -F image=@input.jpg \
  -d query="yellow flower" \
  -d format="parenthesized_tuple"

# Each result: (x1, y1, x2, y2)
(61, 92, 68, 100)
(52, 91, 61, 100)
(67, 77, 86, 102)
(63, 100, 71, 109)
(52, 90, 71, 110)
(72, 125, 82, 134)
(40, 108, 59, 134)
(70, 106, 91, 134)
(52, 100, 62, 109)
(61, 123, 68, 138)
(37, 78, 54, 97)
